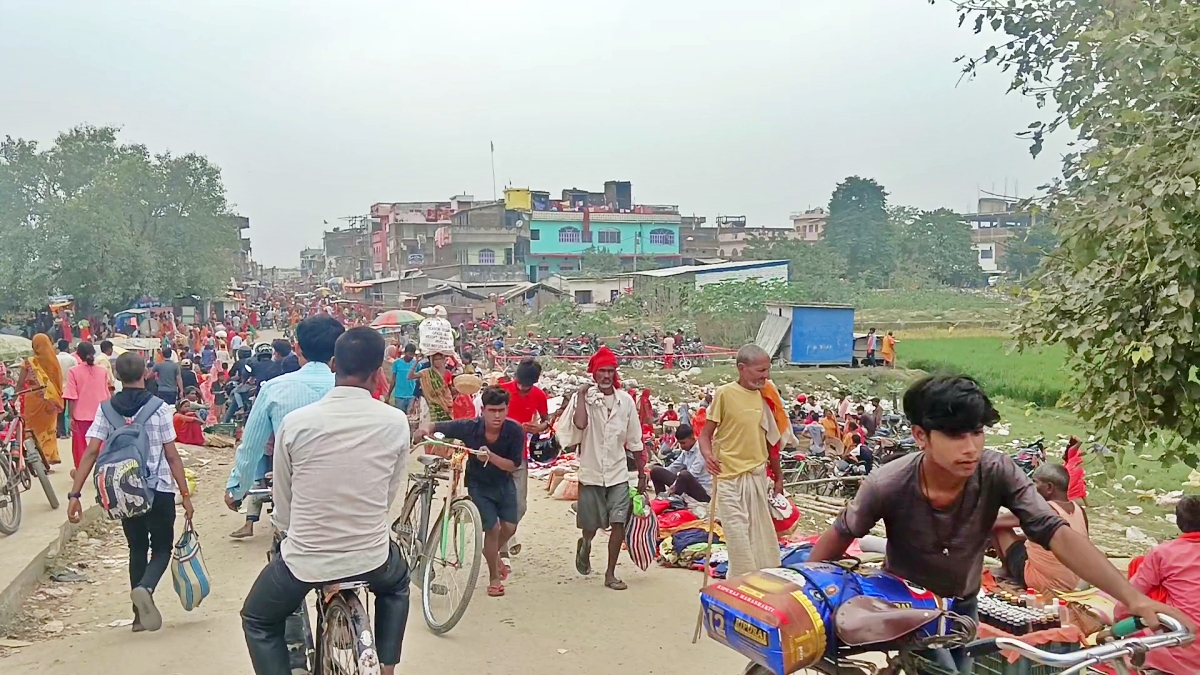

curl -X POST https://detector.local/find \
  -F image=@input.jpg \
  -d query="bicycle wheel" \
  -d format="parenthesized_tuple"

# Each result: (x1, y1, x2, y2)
(0, 455, 22, 535)
(420, 498, 483, 634)
(318, 592, 380, 675)
(26, 438, 58, 510)
(390, 486, 426, 578)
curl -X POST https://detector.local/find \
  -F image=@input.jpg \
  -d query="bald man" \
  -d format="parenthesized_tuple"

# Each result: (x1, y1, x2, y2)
(698, 344, 784, 578)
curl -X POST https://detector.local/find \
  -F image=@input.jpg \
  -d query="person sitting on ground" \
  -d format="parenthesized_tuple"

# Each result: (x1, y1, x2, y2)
(1123, 495, 1200, 675)
(847, 433, 873, 474)
(841, 419, 861, 450)
(993, 463, 1089, 595)
(648, 424, 711, 502)
(240, 327, 410, 675)
(656, 402, 680, 425)
(820, 409, 840, 444)
(417, 386, 524, 597)
(173, 399, 206, 446)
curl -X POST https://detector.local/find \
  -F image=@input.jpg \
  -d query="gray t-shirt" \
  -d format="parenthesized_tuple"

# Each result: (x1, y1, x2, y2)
(152, 360, 181, 393)
(835, 449, 1065, 599)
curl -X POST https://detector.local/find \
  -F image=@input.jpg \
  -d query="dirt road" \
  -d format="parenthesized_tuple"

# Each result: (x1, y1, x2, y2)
(1, 439, 747, 674)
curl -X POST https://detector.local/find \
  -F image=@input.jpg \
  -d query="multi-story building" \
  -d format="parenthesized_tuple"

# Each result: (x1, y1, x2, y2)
(370, 197, 474, 277)
(680, 215, 720, 262)
(230, 215, 253, 281)
(426, 199, 530, 283)
(299, 247, 325, 282)
(789, 208, 827, 242)
(526, 210, 682, 280)
(966, 197, 1034, 274)
(323, 225, 371, 281)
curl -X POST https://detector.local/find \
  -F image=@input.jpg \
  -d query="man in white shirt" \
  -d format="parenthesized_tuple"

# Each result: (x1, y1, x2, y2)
(240, 327, 411, 675)
(557, 347, 643, 591)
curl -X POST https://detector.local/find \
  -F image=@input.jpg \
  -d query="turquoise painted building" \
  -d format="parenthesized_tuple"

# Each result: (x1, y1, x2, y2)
(526, 212, 682, 280)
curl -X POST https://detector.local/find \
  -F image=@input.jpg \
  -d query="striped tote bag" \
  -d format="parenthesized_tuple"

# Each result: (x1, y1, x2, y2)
(170, 522, 212, 611)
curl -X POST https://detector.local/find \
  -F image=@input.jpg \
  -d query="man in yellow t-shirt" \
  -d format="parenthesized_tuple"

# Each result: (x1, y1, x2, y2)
(699, 344, 783, 578)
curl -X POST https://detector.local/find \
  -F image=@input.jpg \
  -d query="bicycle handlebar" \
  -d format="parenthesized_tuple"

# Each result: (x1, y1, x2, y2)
(973, 614, 1192, 675)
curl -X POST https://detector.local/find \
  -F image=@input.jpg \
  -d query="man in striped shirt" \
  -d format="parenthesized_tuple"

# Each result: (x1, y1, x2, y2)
(225, 315, 344, 538)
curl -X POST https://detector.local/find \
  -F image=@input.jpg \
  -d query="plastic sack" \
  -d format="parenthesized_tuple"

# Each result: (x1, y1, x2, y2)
(552, 473, 579, 501)
(625, 509, 659, 571)
(418, 316, 454, 355)
(769, 494, 801, 535)
(170, 522, 211, 611)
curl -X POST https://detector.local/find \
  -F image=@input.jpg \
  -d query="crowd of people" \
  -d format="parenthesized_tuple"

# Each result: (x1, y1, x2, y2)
(4, 297, 1195, 675)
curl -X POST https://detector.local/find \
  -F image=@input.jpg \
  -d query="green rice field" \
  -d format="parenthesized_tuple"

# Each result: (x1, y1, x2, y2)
(898, 336, 1070, 407)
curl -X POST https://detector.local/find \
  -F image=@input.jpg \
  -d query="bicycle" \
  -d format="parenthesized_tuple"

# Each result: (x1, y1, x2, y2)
(0, 385, 60, 535)
(390, 434, 484, 634)
(249, 489, 380, 675)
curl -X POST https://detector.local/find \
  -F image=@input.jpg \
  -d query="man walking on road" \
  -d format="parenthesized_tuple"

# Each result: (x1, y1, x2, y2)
(499, 358, 550, 562)
(557, 347, 644, 591)
(699, 344, 787, 578)
(241, 327, 411, 675)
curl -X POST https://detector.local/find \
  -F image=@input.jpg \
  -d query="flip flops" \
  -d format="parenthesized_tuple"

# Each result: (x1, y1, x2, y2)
(605, 578, 628, 591)
(575, 537, 592, 575)
(487, 583, 505, 597)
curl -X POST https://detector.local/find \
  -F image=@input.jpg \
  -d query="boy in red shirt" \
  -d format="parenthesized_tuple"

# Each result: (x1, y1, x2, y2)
(499, 358, 550, 561)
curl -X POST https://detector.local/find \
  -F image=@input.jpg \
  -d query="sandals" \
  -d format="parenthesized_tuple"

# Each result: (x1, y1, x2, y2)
(487, 583, 505, 597)
(604, 578, 628, 591)
(575, 537, 592, 575)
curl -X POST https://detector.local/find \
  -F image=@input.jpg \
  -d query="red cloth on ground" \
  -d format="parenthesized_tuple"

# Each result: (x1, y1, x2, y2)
(173, 413, 205, 446)
(657, 509, 699, 531)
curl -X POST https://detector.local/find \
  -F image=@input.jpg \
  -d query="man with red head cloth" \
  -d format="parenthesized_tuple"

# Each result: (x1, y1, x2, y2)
(556, 346, 644, 591)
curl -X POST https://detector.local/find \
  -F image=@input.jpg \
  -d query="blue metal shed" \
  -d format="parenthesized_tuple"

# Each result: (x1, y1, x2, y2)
(758, 303, 856, 366)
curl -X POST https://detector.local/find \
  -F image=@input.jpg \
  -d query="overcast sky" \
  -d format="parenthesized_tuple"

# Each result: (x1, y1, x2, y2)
(0, 0, 1064, 266)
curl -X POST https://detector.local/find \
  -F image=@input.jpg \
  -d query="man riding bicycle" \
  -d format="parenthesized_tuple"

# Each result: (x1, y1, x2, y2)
(808, 375, 1195, 672)
(241, 327, 411, 675)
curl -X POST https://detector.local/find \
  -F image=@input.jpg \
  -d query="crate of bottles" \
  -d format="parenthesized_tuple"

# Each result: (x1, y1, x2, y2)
(974, 589, 1080, 675)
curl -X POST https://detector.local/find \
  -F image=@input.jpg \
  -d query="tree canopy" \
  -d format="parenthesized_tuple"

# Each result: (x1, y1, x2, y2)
(0, 125, 239, 312)
(891, 206, 981, 287)
(824, 176, 895, 288)
(950, 0, 1200, 460)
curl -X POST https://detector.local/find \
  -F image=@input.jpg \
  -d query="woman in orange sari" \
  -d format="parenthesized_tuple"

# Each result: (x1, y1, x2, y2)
(17, 334, 64, 466)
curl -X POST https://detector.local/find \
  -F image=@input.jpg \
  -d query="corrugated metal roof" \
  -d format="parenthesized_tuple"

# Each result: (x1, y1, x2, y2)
(624, 259, 789, 278)
(755, 313, 792, 357)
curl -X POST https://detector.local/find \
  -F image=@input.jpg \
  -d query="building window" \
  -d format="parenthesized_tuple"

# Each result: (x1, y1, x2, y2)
(538, 265, 550, 273)
(597, 229, 621, 244)
(559, 264, 575, 272)
(979, 248, 994, 259)
(575, 290, 593, 304)
(478, 248, 496, 265)
(530, 229, 540, 240)
(559, 227, 581, 243)
(610, 289, 619, 301)
(649, 228, 675, 246)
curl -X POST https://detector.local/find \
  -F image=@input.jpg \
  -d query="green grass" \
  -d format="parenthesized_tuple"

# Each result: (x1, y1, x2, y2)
(899, 336, 1069, 407)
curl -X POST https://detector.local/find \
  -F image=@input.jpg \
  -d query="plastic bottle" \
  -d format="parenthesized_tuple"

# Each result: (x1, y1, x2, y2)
(1026, 588, 1041, 609)
(1056, 598, 1071, 628)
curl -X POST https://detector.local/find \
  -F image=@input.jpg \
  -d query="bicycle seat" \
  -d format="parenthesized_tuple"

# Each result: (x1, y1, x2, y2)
(834, 595, 942, 647)
(417, 454, 443, 467)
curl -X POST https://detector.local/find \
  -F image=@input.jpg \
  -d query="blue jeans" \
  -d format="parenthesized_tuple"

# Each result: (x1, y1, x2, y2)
(394, 397, 414, 413)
